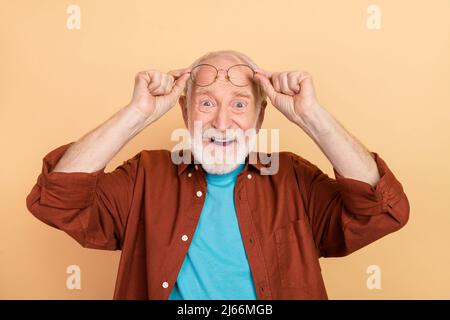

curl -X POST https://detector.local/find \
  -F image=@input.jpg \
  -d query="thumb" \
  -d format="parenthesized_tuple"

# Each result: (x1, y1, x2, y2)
(254, 73, 277, 102)
(167, 72, 190, 101)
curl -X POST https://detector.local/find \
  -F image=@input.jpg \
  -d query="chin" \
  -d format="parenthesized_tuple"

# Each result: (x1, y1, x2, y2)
(191, 140, 249, 175)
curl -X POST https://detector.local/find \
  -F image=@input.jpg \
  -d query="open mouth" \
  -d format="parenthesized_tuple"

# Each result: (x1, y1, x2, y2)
(207, 136, 237, 147)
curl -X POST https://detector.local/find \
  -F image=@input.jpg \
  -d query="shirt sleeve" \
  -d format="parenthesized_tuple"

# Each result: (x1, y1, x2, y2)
(291, 152, 410, 258)
(26, 142, 141, 250)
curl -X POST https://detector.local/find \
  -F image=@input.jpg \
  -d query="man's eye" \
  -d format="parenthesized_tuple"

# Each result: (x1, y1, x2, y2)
(234, 101, 247, 109)
(200, 100, 214, 107)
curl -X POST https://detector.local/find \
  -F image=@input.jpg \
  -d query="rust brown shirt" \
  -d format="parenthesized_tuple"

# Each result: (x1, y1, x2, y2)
(26, 142, 409, 299)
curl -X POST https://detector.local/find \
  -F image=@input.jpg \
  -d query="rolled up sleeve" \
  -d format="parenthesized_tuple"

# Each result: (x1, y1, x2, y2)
(26, 142, 141, 250)
(38, 143, 101, 209)
(293, 152, 410, 258)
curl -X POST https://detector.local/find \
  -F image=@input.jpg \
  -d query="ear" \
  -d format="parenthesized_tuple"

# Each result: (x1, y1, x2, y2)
(255, 99, 267, 131)
(179, 95, 188, 127)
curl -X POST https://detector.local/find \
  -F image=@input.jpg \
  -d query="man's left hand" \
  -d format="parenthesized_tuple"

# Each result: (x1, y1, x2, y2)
(254, 68, 321, 127)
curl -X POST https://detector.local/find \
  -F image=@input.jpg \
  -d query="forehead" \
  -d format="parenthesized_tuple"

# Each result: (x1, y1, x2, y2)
(199, 54, 244, 69)
(192, 54, 258, 98)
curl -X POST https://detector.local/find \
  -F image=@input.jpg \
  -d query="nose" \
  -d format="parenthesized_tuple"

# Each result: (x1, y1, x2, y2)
(212, 105, 233, 132)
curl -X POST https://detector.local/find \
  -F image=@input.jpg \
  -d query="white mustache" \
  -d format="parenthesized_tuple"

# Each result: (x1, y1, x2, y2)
(202, 129, 243, 142)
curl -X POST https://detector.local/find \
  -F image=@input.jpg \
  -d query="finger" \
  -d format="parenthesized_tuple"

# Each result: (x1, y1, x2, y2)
(254, 73, 277, 102)
(168, 67, 192, 79)
(287, 72, 301, 94)
(164, 75, 175, 93)
(135, 71, 151, 91)
(157, 74, 172, 95)
(299, 72, 315, 96)
(152, 74, 168, 95)
(166, 72, 191, 101)
(254, 67, 273, 79)
(280, 72, 296, 95)
(272, 73, 281, 92)
(148, 72, 162, 92)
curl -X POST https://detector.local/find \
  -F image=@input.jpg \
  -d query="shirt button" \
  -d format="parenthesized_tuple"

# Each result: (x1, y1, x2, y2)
(181, 234, 188, 242)
(187, 172, 192, 178)
(162, 281, 169, 289)
(196, 190, 203, 198)
(247, 174, 252, 179)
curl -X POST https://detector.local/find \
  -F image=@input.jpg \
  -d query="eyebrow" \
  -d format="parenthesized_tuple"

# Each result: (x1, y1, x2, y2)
(194, 89, 252, 99)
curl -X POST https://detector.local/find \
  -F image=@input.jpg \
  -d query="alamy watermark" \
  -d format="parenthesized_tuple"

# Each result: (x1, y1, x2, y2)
(366, 264, 382, 290)
(366, 5, 381, 30)
(170, 121, 280, 175)
(66, 4, 81, 30)
(66, 264, 81, 290)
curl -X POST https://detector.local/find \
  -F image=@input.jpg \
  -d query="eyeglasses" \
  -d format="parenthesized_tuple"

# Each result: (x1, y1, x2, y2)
(190, 63, 256, 87)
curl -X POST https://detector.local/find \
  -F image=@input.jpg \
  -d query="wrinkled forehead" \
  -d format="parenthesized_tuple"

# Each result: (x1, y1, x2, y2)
(197, 54, 245, 69)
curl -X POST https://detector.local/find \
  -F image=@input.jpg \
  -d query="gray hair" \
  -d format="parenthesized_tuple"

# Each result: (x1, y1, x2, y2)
(183, 50, 267, 111)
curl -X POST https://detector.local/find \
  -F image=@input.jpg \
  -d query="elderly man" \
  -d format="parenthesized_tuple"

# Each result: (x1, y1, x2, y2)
(26, 50, 409, 300)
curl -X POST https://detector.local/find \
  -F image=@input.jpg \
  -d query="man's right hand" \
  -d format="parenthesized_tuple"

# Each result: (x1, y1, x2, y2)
(128, 68, 191, 123)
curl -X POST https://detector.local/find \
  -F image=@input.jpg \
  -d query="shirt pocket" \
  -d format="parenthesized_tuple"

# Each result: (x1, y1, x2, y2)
(274, 218, 322, 288)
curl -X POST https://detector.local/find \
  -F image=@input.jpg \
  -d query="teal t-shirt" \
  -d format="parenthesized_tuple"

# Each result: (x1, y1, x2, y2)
(168, 163, 257, 300)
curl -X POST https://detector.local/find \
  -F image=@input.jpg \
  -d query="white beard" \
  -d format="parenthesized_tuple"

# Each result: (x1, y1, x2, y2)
(190, 127, 257, 175)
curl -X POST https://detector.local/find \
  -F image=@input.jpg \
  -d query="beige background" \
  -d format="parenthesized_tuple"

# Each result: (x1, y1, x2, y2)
(1, 0, 449, 299)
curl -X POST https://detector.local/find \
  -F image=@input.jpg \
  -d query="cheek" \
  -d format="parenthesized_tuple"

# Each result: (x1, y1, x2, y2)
(187, 107, 214, 131)
(190, 108, 212, 123)
(234, 110, 258, 130)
